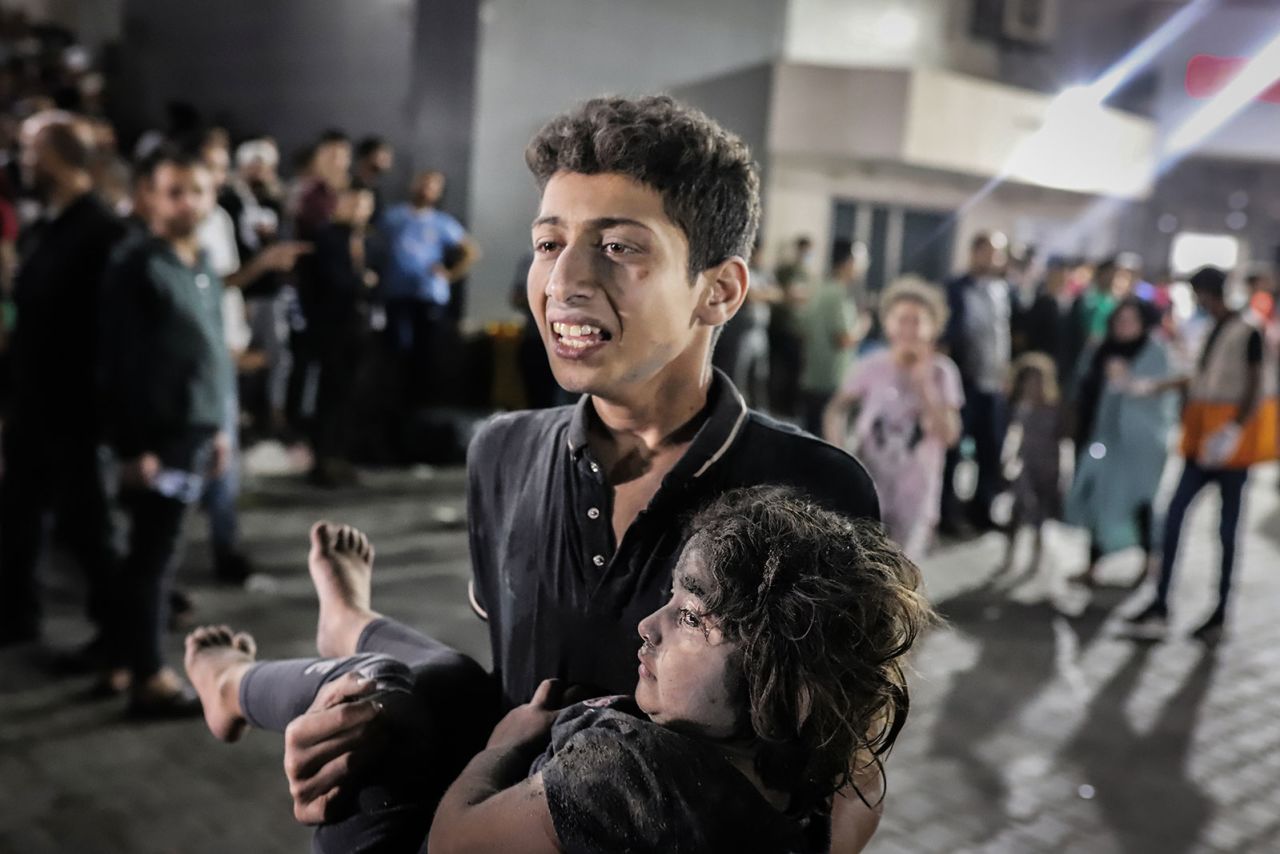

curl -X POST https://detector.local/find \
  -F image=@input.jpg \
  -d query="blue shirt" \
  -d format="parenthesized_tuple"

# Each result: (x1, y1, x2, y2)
(379, 203, 467, 304)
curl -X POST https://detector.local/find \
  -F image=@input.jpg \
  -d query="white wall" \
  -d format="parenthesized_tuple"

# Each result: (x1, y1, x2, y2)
(781, 0, 968, 72)
(466, 0, 787, 322)
(762, 156, 1123, 276)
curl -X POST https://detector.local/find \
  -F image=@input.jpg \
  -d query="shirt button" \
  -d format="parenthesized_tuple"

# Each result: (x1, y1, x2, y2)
(592, 555, 605, 567)
(587, 507, 600, 520)
(589, 462, 600, 474)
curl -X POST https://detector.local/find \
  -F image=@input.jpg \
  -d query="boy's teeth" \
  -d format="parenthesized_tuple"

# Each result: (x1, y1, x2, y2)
(554, 322, 601, 338)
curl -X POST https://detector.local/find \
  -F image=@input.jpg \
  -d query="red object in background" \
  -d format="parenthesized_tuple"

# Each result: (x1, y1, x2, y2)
(1186, 54, 1280, 104)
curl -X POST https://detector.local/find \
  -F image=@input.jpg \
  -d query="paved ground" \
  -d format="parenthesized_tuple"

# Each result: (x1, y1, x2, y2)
(2, 458, 1280, 853)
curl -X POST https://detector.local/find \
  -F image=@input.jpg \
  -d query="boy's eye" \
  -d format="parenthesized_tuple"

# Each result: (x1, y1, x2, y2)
(678, 607, 701, 628)
(534, 240, 558, 253)
(602, 242, 632, 255)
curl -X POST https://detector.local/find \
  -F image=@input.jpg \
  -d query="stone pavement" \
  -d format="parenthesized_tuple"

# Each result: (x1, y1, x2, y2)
(2, 461, 1279, 853)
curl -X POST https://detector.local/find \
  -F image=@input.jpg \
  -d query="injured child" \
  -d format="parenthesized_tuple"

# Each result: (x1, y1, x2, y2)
(184, 485, 935, 853)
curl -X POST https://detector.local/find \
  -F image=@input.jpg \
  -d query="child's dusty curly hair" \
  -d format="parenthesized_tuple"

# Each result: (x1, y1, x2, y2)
(686, 486, 936, 809)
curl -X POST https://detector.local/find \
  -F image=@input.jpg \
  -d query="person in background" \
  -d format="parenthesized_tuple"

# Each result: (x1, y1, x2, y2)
(379, 169, 480, 409)
(99, 146, 234, 716)
(1064, 297, 1175, 587)
(287, 130, 350, 440)
(798, 240, 864, 436)
(0, 112, 125, 651)
(351, 134, 393, 222)
(292, 129, 351, 241)
(769, 235, 812, 418)
(296, 187, 376, 486)
(713, 241, 778, 409)
(998, 353, 1062, 578)
(1062, 253, 1140, 387)
(1129, 267, 1277, 639)
(224, 137, 293, 437)
(197, 133, 308, 582)
(1013, 255, 1071, 376)
(825, 276, 962, 560)
(941, 231, 1011, 535)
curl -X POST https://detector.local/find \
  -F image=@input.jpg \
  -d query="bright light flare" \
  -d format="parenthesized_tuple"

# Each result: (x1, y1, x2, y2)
(1165, 29, 1280, 158)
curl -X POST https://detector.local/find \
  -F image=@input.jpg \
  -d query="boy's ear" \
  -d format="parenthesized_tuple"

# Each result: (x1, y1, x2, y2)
(697, 256, 749, 329)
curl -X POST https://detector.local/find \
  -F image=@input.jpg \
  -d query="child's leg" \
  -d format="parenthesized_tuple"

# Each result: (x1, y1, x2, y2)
(184, 625, 414, 737)
(186, 626, 495, 854)
(1000, 505, 1023, 574)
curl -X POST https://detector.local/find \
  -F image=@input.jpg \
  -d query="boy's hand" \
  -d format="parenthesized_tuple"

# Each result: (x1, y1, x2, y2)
(283, 672, 385, 824)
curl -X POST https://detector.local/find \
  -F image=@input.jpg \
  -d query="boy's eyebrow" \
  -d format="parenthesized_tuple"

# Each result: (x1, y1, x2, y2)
(531, 215, 653, 232)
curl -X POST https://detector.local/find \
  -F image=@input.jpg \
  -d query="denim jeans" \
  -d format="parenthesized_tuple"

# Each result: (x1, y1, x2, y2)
(1153, 459, 1249, 614)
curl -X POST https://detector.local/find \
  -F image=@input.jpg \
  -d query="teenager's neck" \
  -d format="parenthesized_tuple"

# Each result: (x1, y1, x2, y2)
(589, 356, 714, 459)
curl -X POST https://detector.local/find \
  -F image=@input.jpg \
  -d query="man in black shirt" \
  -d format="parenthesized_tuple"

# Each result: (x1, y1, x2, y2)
(281, 96, 883, 849)
(0, 114, 125, 648)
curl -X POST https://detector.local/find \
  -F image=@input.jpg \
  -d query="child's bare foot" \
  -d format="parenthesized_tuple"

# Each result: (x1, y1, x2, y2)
(309, 522, 379, 658)
(183, 625, 256, 742)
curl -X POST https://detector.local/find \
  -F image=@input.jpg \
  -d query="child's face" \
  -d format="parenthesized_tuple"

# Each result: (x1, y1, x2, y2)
(1022, 372, 1045, 404)
(634, 545, 744, 739)
(885, 300, 937, 352)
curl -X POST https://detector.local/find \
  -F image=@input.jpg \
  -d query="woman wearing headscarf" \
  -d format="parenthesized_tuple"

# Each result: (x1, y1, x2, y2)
(1065, 298, 1177, 585)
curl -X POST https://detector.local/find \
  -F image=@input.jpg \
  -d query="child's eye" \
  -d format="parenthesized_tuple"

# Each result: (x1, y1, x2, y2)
(678, 607, 701, 628)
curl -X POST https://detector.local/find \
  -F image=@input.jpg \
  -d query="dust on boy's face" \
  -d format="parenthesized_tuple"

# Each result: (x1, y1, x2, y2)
(634, 546, 743, 740)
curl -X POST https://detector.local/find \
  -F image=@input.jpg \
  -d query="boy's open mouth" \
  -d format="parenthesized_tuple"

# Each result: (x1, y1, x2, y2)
(551, 321, 613, 350)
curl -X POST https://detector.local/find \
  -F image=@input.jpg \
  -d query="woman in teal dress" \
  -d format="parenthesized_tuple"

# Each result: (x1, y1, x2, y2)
(1065, 298, 1177, 585)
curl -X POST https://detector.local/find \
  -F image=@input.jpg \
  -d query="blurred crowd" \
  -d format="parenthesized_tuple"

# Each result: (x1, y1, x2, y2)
(0, 14, 482, 714)
(730, 229, 1277, 643)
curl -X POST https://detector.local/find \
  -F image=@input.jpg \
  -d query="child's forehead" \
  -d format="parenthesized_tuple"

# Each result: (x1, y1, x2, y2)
(673, 541, 713, 597)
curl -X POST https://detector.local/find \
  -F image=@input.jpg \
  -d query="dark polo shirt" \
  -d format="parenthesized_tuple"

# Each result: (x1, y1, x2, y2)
(467, 369, 880, 708)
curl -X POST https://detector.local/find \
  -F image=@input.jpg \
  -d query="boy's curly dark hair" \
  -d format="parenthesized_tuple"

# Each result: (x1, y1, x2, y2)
(525, 95, 761, 277)
(687, 486, 935, 808)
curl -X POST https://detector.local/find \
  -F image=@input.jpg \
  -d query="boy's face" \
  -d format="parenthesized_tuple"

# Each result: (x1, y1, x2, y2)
(634, 545, 743, 740)
(528, 171, 730, 401)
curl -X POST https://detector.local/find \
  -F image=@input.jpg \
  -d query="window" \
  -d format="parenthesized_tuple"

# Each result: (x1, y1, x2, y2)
(1169, 232, 1240, 276)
